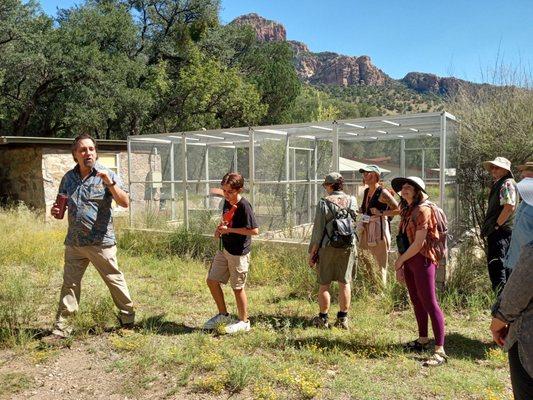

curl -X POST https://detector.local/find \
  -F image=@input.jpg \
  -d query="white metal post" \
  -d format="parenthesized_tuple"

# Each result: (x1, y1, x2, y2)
(170, 142, 176, 221)
(313, 139, 318, 208)
(307, 150, 313, 223)
(127, 137, 133, 227)
(332, 121, 339, 172)
(421, 149, 426, 180)
(248, 128, 255, 208)
(204, 146, 209, 209)
(284, 134, 290, 224)
(400, 139, 406, 177)
(439, 113, 447, 208)
(291, 148, 297, 225)
(181, 133, 189, 229)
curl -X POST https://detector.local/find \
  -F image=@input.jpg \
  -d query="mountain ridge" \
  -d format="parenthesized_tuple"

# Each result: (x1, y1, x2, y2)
(231, 13, 486, 98)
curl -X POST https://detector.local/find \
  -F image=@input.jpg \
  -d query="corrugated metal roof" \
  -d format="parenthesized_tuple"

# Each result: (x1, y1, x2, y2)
(0, 136, 126, 146)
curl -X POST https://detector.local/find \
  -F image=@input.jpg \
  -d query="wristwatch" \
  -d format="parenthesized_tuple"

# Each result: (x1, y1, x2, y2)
(105, 179, 117, 188)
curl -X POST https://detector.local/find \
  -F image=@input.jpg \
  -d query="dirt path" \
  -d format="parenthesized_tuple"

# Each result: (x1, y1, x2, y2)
(1, 336, 129, 400)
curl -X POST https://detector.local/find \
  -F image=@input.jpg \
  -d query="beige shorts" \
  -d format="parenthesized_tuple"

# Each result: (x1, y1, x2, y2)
(208, 250, 250, 289)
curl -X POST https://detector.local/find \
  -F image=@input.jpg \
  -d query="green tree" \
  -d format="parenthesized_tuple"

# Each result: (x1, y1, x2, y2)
(239, 41, 301, 125)
(450, 82, 533, 249)
(148, 48, 267, 132)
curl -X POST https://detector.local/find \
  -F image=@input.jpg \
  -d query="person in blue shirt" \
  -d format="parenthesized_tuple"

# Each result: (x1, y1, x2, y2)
(47, 134, 135, 340)
(504, 161, 533, 271)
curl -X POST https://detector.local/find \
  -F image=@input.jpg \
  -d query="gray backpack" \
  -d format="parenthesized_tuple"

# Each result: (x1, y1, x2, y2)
(324, 198, 356, 248)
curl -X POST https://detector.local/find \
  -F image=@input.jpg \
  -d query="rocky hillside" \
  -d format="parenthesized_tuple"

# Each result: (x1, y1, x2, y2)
(231, 13, 482, 98)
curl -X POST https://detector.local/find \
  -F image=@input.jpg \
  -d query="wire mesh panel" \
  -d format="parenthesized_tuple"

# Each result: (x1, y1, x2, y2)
(127, 112, 461, 243)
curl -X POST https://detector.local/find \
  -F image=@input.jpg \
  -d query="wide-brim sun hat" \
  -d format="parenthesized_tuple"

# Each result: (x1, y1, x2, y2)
(517, 177, 533, 207)
(482, 156, 512, 172)
(391, 176, 426, 194)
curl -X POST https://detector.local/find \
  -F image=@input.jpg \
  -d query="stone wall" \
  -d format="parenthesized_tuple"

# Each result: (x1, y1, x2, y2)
(0, 147, 45, 209)
(42, 148, 77, 215)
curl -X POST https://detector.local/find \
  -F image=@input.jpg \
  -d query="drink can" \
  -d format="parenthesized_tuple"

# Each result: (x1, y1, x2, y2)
(55, 194, 68, 219)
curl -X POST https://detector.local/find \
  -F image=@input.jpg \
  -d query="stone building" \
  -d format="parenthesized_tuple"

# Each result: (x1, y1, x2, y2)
(0, 136, 131, 216)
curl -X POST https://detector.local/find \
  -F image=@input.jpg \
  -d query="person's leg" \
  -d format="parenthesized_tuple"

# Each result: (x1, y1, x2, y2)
(86, 246, 135, 325)
(233, 288, 248, 322)
(227, 252, 250, 321)
(318, 284, 331, 314)
(53, 246, 90, 336)
(338, 282, 351, 312)
(403, 256, 429, 343)
(508, 342, 533, 400)
(487, 230, 512, 294)
(206, 250, 230, 314)
(207, 279, 227, 314)
(412, 257, 445, 349)
(370, 240, 388, 286)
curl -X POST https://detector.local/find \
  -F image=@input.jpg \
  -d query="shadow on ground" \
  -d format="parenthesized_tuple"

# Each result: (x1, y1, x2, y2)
(137, 315, 201, 335)
(444, 331, 493, 361)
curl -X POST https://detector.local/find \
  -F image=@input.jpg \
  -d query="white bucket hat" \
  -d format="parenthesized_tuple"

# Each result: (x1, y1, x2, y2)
(517, 177, 533, 207)
(482, 157, 512, 172)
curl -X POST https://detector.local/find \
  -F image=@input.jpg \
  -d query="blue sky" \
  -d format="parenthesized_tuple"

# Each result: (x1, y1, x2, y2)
(39, 0, 532, 84)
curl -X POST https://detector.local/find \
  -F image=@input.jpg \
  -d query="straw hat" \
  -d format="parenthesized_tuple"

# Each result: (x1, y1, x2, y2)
(482, 157, 512, 172)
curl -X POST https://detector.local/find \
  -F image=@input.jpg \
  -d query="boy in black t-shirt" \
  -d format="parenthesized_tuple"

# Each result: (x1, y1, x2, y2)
(203, 172, 259, 333)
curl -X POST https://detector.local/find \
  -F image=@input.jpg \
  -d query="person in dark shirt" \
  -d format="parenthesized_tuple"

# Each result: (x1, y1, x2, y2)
(203, 172, 259, 334)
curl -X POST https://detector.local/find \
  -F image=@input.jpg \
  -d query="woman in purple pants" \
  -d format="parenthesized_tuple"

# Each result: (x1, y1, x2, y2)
(392, 176, 447, 366)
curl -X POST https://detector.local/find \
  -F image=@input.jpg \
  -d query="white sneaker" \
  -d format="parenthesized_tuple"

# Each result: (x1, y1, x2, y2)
(203, 313, 232, 330)
(224, 320, 251, 334)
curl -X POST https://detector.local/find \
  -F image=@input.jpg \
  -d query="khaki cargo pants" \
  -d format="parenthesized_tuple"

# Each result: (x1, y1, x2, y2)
(53, 245, 135, 336)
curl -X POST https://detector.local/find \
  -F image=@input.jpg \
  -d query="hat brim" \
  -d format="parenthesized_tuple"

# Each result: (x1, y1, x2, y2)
(391, 177, 427, 194)
(358, 168, 380, 174)
(483, 161, 512, 172)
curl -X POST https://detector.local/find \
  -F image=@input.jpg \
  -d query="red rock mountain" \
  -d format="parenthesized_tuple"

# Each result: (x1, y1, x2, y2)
(231, 13, 390, 87)
(231, 13, 483, 96)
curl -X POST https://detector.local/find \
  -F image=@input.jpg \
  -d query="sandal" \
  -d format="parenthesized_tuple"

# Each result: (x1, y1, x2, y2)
(422, 351, 448, 367)
(403, 339, 430, 352)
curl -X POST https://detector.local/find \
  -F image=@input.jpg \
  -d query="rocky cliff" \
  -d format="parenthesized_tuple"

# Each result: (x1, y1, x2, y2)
(401, 72, 483, 97)
(231, 13, 286, 42)
(231, 13, 480, 97)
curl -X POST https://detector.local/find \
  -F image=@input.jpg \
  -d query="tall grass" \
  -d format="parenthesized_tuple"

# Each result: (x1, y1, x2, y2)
(441, 238, 494, 311)
(0, 204, 61, 346)
(0, 206, 493, 348)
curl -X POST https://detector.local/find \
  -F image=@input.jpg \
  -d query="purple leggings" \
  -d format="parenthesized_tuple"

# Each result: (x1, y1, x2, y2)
(403, 253, 446, 346)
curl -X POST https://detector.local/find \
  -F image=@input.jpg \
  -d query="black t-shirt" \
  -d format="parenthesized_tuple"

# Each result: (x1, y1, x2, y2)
(221, 197, 259, 256)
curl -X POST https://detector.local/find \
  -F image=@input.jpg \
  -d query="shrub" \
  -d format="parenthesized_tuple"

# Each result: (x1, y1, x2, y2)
(450, 73, 533, 250)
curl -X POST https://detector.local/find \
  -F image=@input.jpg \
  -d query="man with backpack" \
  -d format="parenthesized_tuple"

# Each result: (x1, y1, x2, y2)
(308, 172, 357, 329)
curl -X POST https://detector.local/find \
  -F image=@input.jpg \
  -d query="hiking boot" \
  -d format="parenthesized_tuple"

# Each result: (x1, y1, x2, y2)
(333, 317, 349, 330)
(224, 320, 251, 334)
(203, 313, 233, 330)
(311, 315, 330, 329)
